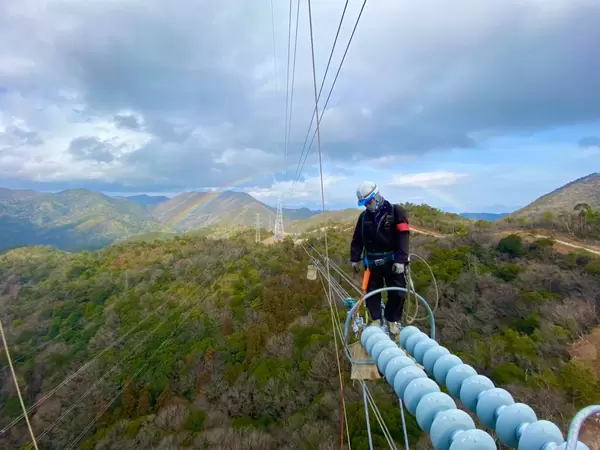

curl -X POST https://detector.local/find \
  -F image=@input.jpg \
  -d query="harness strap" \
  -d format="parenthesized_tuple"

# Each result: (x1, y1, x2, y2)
(361, 203, 396, 267)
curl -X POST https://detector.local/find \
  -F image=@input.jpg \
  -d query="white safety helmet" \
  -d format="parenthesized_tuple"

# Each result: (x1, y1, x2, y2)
(356, 181, 383, 212)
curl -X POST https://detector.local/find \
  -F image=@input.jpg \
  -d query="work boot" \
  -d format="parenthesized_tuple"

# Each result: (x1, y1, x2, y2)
(388, 322, 400, 337)
(368, 319, 382, 328)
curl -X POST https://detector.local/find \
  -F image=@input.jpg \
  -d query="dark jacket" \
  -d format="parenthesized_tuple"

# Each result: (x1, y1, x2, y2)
(350, 200, 410, 264)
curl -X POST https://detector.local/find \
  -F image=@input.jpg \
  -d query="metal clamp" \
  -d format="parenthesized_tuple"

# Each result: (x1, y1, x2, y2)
(343, 286, 436, 365)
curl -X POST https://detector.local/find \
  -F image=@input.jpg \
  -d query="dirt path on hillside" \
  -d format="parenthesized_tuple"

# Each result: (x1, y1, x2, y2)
(495, 229, 600, 256)
(569, 327, 600, 449)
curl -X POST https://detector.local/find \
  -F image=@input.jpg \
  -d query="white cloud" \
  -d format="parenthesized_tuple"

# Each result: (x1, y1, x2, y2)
(214, 147, 280, 168)
(247, 173, 348, 205)
(0, 0, 599, 209)
(389, 171, 468, 188)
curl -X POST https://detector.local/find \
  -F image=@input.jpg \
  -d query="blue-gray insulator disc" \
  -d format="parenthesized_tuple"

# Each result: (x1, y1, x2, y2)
(445, 363, 477, 397)
(448, 429, 497, 450)
(459, 374, 495, 411)
(423, 346, 450, 374)
(405, 331, 428, 355)
(476, 388, 514, 429)
(432, 354, 462, 385)
(404, 377, 440, 415)
(360, 326, 382, 347)
(415, 392, 456, 433)
(496, 403, 537, 448)
(414, 338, 439, 364)
(430, 409, 475, 450)
(365, 332, 387, 354)
(517, 420, 563, 450)
(399, 325, 420, 347)
(377, 347, 406, 373)
(371, 339, 397, 361)
(384, 356, 415, 382)
(393, 365, 427, 399)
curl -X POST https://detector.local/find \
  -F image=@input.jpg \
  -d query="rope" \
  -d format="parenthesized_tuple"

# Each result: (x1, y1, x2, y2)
(0, 319, 39, 449)
(404, 253, 439, 324)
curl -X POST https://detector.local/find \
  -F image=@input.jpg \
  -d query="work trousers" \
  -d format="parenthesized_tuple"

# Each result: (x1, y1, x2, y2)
(365, 262, 407, 323)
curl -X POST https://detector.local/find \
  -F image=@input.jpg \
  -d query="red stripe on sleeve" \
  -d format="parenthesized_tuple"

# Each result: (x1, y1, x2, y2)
(396, 223, 409, 232)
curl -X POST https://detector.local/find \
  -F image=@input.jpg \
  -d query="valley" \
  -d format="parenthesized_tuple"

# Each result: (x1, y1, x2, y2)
(0, 173, 599, 449)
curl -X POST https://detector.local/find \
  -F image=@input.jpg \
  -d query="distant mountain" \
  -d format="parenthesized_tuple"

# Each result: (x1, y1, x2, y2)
(123, 194, 170, 206)
(0, 188, 161, 252)
(286, 209, 360, 233)
(460, 212, 509, 221)
(510, 172, 600, 217)
(0, 187, 322, 251)
(152, 190, 319, 232)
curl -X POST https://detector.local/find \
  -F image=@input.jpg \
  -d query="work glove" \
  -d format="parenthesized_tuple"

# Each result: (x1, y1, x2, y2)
(351, 261, 361, 273)
(392, 263, 405, 274)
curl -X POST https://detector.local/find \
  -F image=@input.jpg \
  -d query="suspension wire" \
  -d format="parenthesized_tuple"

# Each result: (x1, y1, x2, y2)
(24, 312, 173, 448)
(1, 284, 132, 373)
(65, 294, 202, 450)
(0, 319, 39, 449)
(306, 2, 349, 449)
(291, 0, 351, 188)
(362, 383, 374, 450)
(285, 0, 301, 177)
(398, 398, 410, 449)
(66, 361, 145, 450)
(0, 304, 166, 435)
(2, 249, 235, 439)
(361, 381, 398, 449)
(270, 0, 280, 100)
(307, 244, 398, 448)
(317, 273, 352, 450)
(53, 244, 241, 448)
(311, 249, 400, 449)
(294, 0, 368, 188)
(0, 309, 103, 372)
(283, 0, 293, 174)
(310, 259, 402, 449)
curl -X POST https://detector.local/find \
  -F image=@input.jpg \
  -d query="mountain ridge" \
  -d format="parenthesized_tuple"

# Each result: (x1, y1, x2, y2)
(0, 187, 321, 251)
(2, 173, 598, 252)
(511, 172, 600, 217)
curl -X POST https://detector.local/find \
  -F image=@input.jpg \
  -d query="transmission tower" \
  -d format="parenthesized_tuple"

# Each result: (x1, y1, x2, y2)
(255, 213, 261, 244)
(274, 195, 285, 241)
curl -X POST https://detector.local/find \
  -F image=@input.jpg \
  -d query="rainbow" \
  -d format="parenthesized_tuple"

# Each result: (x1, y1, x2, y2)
(163, 191, 222, 231)
(404, 185, 469, 213)
(161, 169, 291, 231)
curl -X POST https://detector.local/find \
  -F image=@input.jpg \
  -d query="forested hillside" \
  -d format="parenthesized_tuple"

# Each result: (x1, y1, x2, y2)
(1, 223, 599, 449)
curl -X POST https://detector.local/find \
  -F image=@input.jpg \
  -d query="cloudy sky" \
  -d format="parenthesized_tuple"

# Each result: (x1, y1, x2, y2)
(1, 0, 599, 213)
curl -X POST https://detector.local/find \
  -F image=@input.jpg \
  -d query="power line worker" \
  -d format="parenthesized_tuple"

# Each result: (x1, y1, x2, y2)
(350, 181, 410, 336)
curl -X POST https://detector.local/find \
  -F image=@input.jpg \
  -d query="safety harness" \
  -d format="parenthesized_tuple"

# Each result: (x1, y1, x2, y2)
(360, 204, 397, 268)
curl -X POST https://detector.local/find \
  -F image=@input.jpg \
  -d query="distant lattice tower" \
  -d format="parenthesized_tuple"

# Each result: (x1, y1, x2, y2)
(274, 195, 285, 241)
(255, 213, 261, 244)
